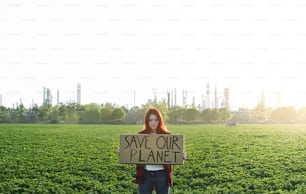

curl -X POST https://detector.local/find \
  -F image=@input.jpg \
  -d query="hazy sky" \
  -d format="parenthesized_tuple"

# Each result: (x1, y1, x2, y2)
(1, 0, 306, 109)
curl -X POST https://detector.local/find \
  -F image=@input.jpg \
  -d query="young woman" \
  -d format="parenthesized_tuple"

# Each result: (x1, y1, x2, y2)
(135, 107, 186, 194)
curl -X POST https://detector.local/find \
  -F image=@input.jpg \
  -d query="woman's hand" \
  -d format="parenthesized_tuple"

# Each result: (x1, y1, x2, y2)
(182, 152, 187, 160)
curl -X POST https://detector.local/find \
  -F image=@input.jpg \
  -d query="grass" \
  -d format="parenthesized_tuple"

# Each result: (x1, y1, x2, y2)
(0, 124, 305, 193)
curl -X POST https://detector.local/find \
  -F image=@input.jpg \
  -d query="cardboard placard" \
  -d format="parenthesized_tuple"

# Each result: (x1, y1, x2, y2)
(120, 134, 184, 165)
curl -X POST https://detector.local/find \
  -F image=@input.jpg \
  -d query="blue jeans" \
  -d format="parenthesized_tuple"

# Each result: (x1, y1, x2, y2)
(138, 170, 170, 194)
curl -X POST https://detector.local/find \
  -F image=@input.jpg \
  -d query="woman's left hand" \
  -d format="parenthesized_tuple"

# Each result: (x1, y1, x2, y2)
(182, 152, 187, 160)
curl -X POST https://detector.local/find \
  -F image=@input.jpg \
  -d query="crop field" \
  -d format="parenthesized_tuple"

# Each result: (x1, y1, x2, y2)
(0, 124, 305, 193)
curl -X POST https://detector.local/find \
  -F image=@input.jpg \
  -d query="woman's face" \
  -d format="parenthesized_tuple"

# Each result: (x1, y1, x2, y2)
(148, 114, 159, 131)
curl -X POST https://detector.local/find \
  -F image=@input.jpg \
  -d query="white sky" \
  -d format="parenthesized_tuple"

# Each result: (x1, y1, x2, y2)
(1, 0, 306, 109)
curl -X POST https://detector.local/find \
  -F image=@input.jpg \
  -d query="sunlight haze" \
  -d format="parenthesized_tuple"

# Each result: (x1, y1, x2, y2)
(1, 0, 306, 109)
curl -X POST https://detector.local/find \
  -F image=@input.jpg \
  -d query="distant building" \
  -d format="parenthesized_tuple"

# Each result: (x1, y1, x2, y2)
(43, 87, 52, 104)
(77, 83, 81, 104)
(57, 90, 60, 105)
(167, 91, 170, 108)
(223, 87, 230, 110)
(206, 81, 210, 109)
(192, 96, 195, 108)
(182, 90, 187, 107)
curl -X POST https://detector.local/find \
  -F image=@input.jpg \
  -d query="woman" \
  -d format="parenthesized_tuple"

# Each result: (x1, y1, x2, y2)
(136, 107, 186, 194)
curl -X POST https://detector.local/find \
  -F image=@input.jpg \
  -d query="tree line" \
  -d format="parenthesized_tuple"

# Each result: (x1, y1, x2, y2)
(0, 101, 306, 124)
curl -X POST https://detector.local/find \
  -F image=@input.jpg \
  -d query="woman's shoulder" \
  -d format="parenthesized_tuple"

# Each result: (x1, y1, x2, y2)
(138, 129, 146, 134)
(160, 129, 171, 134)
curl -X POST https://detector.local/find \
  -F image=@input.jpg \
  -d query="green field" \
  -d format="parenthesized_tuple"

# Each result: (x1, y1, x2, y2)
(0, 124, 305, 193)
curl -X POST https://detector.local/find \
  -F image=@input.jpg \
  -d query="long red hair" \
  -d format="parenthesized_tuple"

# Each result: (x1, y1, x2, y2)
(138, 107, 170, 134)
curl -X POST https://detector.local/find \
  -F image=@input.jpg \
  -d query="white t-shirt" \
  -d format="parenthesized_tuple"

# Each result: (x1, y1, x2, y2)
(145, 164, 165, 171)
